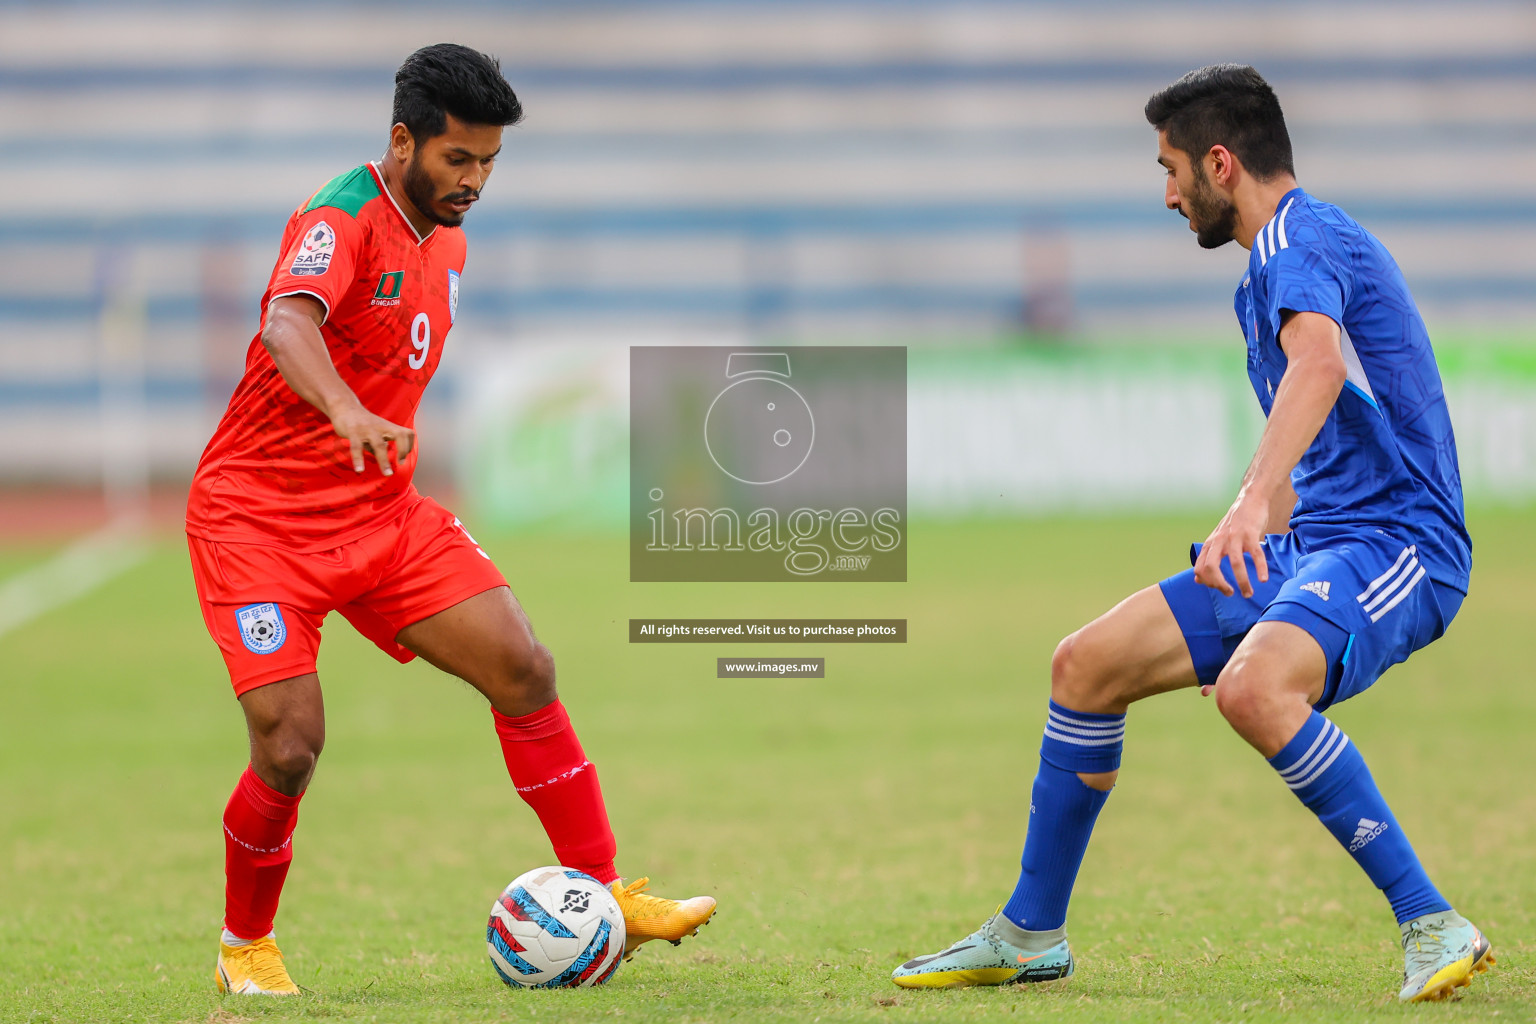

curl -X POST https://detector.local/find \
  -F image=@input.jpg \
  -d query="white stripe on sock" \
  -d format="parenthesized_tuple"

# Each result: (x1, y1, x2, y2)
(1288, 730, 1351, 790)
(1280, 723, 1344, 785)
(1045, 717, 1125, 738)
(1048, 709, 1124, 729)
(1043, 727, 1124, 746)
(1277, 720, 1336, 781)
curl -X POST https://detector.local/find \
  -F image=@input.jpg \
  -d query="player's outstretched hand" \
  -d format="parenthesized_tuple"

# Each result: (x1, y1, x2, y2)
(1194, 492, 1270, 600)
(330, 402, 416, 476)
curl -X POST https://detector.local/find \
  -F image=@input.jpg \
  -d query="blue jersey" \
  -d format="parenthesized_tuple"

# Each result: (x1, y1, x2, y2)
(1236, 187, 1471, 592)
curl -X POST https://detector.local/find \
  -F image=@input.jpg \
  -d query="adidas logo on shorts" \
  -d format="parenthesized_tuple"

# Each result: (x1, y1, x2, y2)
(1350, 817, 1388, 851)
(1299, 580, 1331, 601)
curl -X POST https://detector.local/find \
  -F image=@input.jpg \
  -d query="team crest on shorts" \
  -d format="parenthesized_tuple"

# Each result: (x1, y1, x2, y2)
(448, 269, 460, 324)
(290, 221, 335, 276)
(236, 602, 288, 655)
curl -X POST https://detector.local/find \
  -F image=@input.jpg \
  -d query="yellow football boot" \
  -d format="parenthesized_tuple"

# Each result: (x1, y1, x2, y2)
(1398, 911, 1495, 1002)
(610, 877, 717, 958)
(215, 935, 300, 996)
(892, 913, 1073, 989)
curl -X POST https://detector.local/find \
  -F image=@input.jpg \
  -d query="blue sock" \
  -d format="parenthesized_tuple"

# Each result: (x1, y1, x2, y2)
(1268, 711, 1450, 924)
(1001, 701, 1122, 931)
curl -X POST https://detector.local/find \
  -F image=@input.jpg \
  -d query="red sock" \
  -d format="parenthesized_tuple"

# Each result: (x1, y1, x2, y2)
(223, 765, 303, 940)
(493, 700, 618, 884)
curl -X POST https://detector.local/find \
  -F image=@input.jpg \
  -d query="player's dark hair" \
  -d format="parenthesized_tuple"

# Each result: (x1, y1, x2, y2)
(1144, 64, 1294, 180)
(393, 43, 522, 142)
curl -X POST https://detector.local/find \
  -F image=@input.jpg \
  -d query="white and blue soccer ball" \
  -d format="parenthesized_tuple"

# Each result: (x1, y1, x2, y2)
(487, 866, 625, 989)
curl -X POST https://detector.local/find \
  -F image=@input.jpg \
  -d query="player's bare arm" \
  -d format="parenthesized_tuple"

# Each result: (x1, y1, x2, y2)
(1195, 310, 1345, 599)
(261, 294, 415, 476)
(1266, 476, 1297, 535)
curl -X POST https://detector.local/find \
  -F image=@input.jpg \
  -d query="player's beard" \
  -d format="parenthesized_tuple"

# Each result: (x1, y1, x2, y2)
(403, 157, 477, 229)
(1185, 163, 1237, 249)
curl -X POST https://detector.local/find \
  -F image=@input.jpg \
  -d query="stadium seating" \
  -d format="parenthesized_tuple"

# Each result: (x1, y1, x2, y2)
(0, 1, 1531, 482)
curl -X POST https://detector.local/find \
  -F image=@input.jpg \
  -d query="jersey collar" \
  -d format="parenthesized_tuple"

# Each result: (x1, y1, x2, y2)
(1252, 188, 1306, 268)
(368, 161, 436, 246)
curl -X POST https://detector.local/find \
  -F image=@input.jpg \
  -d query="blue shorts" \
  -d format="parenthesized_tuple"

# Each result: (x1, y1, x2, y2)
(1158, 527, 1463, 711)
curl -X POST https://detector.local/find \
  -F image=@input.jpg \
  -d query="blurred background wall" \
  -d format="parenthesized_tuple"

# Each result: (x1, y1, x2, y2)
(0, 0, 1532, 524)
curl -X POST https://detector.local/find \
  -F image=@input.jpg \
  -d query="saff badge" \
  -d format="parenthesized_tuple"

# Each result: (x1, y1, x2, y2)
(289, 221, 335, 276)
(448, 269, 460, 325)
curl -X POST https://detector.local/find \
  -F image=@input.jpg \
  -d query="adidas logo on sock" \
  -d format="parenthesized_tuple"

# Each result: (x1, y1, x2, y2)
(1349, 817, 1388, 851)
(1299, 580, 1331, 601)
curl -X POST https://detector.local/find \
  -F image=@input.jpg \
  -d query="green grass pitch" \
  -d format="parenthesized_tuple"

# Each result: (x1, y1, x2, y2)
(1, 512, 1531, 1023)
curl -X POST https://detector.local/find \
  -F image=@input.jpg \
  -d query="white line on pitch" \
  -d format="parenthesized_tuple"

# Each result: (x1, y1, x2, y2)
(0, 522, 150, 641)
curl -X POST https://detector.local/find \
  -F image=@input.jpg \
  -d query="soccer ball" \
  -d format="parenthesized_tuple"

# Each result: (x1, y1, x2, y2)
(487, 867, 626, 988)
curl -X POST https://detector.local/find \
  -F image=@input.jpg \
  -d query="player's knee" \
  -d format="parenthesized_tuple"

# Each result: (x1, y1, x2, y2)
(1050, 632, 1081, 698)
(1050, 628, 1118, 712)
(256, 728, 323, 796)
(498, 639, 558, 709)
(527, 642, 558, 701)
(1212, 658, 1269, 732)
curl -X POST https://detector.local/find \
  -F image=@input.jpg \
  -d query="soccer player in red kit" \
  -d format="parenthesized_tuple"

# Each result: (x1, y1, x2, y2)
(187, 44, 716, 996)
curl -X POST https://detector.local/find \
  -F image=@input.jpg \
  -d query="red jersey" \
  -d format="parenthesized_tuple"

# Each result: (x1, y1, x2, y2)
(187, 163, 466, 552)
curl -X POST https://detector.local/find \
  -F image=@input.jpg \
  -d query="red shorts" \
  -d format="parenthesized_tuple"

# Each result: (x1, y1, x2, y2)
(188, 496, 508, 696)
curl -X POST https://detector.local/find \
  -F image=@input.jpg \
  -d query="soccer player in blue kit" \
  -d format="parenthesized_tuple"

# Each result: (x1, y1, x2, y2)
(893, 64, 1494, 1003)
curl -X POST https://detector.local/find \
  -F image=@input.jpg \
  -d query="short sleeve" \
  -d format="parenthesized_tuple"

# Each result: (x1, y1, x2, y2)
(266, 207, 364, 324)
(1262, 244, 1350, 339)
